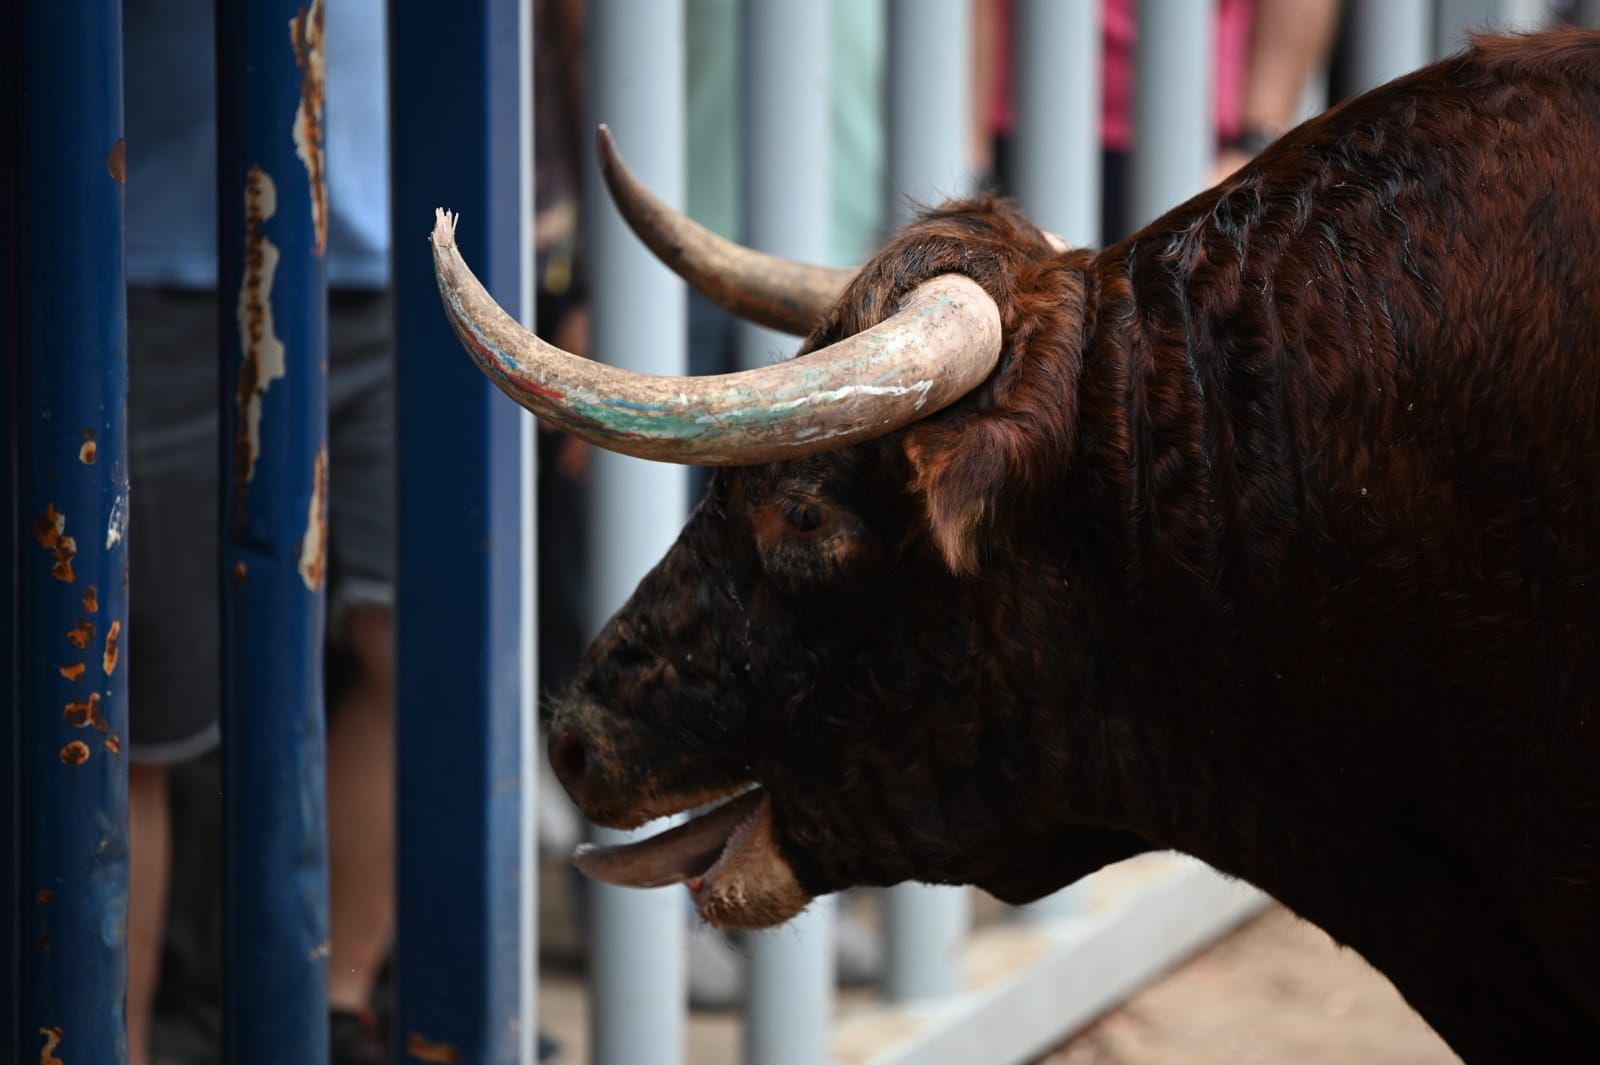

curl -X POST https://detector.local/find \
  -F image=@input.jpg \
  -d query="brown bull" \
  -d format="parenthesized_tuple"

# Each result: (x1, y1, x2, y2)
(434, 29, 1600, 1063)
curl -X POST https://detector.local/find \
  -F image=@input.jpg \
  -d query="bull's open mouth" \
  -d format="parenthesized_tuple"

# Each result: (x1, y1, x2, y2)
(572, 786, 768, 894)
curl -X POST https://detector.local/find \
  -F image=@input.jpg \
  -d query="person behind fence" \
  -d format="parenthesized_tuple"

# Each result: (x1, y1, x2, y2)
(123, 1, 397, 1062)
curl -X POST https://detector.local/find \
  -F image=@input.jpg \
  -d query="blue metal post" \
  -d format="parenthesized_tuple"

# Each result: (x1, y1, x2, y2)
(390, 0, 536, 1061)
(215, 1, 331, 1060)
(1, 1, 131, 1061)
(584, 3, 688, 1063)
(1013, 0, 1101, 249)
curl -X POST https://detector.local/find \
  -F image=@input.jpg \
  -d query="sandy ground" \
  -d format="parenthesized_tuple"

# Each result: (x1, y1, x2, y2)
(1039, 907, 1461, 1065)
(538, 888, 1461, 1065)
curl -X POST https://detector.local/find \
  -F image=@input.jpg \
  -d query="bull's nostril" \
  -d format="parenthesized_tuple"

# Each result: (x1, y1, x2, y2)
(549, 727, 590, 796)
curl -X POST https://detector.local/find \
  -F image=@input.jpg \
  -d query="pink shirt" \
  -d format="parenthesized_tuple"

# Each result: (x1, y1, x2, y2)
(988, 0, 1256, 153)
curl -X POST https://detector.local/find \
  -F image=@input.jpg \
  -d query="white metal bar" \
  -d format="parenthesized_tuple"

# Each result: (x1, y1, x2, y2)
(737, 3, 838, 1062)
(1010, 0, 1099, 910)
(886, 0, 973, 227)
(1344, 0, 1432, 94)
(515, 0, 539, 1056)
(583, 3, 689, 1064)
(1495, 0, 1554, 31)
(736, 0, 833, 371)
(833, 858, 1268, 1065)
(1013, 0, 1101, 248)
(1435, 0, 1498, 57)
(882, 0, 976, 1003)
(884, 883, 970, 1002)
(745, 898, 838, 1065)
(1128, 0, 1216, 230)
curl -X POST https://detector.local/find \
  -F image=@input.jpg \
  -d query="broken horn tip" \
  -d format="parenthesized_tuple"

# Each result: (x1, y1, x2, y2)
(431, 208, 459, 247)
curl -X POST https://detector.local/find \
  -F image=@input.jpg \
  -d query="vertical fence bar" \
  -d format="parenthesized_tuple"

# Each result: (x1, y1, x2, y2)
(1496, 0, 1553, 31)
(882, 0, 974, 1003)
(1435, 0, 1499, 55)
(1128, 0, 1215, 231)
(886, 0, 974, 226)
(390, 0, 534, 1060)
(1013, 0, 1101, 249)
(738, 0, 837, 1059)
(1, 26, 15, 1038)
(736, 0, 832, 371)
(214, 2, 331, 1060)
(1344, 0, 1431, 94)
(0, 0, 131, 1061)
(584, 3, 688, 1064)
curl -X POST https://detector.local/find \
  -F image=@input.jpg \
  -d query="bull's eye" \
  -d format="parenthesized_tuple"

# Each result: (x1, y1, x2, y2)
(781, 499, 825, 533)
(751, 491, 871, 585)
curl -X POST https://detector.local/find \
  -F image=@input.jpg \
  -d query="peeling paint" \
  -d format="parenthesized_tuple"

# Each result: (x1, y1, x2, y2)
(105, 733, 122, 755)
(79, 439, 97, 464)
(83, 586, 99, 613)
(107, 137, 126, 183)
(64, 692, 106, 732)
(39, 1027, 64, 1065)
(235, 166, 287, 506)
(309, 939, 331, 960)
(67, 619, 96, 650)
(59, 741, 90, 766)
(67, 619, 95, 650)
(234, 560, 249, 584)
(59, 663, 86, 682)
(106, 490, 127, 549)
(405, 1033, 461, 1064)
(103, 619, 122, 676)
(290, 0, 327, 256)
(298, 448, 328, 590)
(35, 890, 54, 906)
(33, 504, 77, 582)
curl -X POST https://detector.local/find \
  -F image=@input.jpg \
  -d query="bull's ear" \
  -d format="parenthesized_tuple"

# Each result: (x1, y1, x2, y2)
(901, 262, 1088, 575)
(908, 409, 1004, 572)
(903, 412, 1027, 575)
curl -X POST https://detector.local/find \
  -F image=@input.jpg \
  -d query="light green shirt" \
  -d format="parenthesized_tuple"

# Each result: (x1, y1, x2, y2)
(685, 0, 886, 268)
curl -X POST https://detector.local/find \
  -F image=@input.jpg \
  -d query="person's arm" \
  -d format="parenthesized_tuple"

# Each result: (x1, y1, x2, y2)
(1214, 0, 1342, 182)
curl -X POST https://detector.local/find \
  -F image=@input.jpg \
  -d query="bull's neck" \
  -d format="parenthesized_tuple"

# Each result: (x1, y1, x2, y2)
(1052, 243, 1301, 872)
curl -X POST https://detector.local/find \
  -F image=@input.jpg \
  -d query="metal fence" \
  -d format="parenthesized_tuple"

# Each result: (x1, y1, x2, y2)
(1, 1, 1585, 1063)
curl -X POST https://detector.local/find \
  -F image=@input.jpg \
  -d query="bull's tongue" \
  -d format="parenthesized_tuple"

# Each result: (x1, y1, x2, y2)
(573, 788, 765, 889)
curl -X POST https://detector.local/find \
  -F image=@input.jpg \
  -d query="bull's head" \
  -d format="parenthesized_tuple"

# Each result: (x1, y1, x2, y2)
(432, 129, 1147, 929)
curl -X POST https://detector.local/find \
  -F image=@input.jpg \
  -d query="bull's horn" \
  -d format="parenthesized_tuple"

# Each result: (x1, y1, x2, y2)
(597, 125, 854, 336)
(430, 209, 1001, 466)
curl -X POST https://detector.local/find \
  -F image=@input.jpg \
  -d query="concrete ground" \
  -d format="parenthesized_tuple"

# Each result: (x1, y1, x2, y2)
(539, 873, 1461, 1065)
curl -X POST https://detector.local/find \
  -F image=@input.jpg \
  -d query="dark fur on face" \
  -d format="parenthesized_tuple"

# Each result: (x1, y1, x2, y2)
(555, 30, 1600, 1063)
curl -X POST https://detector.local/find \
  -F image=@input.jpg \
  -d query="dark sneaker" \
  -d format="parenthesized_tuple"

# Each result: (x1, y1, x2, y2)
(330, 1008, 386, 1065)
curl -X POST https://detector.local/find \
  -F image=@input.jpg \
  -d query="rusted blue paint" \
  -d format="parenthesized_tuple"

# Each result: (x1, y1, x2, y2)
(1, 0, 131, 1060)
(216, 2, 331, 1062)
(391, 0, 532, 1060)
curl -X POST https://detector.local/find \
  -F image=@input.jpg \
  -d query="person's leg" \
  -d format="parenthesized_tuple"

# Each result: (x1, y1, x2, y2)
(325, 604, 395, 1011)
(125, 286, 227, 1063)
(127, 763, 170, 1065)
(322, 290, 399, 1045)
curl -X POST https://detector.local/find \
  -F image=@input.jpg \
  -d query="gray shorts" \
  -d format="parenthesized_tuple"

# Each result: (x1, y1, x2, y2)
(127, 286, 395, 763)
